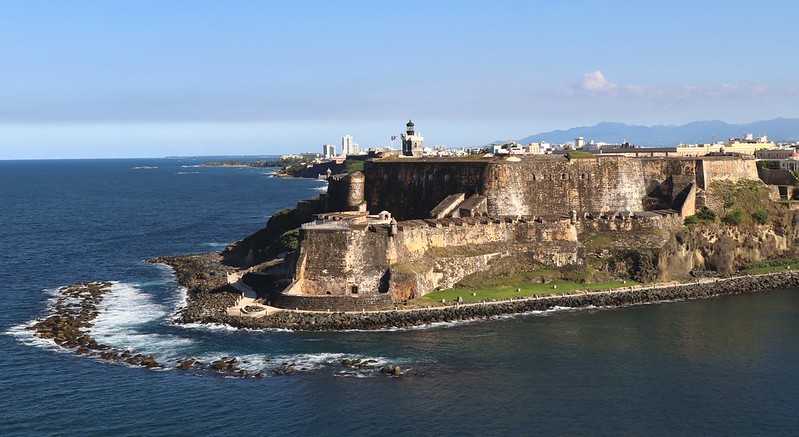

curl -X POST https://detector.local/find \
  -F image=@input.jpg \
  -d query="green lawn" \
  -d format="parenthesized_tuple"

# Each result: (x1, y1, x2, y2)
(345, 159, 364, 174)
(421, 279, 636, 305)
(741, 258, 799, 275)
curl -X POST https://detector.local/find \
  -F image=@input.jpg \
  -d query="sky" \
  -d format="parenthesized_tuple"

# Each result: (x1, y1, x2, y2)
(1, 0, 798, 159)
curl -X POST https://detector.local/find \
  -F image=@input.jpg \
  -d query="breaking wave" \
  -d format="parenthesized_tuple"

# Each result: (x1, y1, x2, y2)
(89, 282, 194, 362)
(196, 351, 397, 376)
(200, 242, 229, 248)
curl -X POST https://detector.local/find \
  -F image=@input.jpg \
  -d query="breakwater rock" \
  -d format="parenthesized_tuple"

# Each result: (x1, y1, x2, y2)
(28, 282, 162, 369)
(26, 280, 405, 378)
(197, 272, 799, 331)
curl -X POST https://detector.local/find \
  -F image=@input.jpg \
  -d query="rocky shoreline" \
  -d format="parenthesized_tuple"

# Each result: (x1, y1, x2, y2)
(164, 260, 799, 330)
(28, 282, 163, 369)
(25, 276, 407, 378)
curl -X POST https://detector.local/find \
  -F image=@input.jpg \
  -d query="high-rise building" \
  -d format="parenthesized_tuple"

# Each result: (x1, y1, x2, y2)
(401, 120, 424, 157)
(322, 144, 336, 159)
(342, 135, 354, 156)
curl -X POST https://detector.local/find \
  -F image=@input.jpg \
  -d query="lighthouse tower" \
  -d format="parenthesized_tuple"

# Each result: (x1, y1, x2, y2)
(401, 120, 424, 157)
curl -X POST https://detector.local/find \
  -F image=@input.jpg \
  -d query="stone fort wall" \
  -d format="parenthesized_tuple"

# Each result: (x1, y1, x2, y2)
(363, 156, 759, 221)
(363, 160, 490, 220)
(285, 212, 682, 307)
(288, 216, 577, 299)
(483, 157, 647, 216)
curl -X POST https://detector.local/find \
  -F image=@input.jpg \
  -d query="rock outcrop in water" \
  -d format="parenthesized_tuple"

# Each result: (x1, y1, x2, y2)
(27, 279, 407, 378)
(29, 282, 162, 369)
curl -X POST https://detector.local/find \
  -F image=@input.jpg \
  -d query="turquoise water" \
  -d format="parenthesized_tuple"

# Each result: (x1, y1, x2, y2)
(2, 159, 798, 436)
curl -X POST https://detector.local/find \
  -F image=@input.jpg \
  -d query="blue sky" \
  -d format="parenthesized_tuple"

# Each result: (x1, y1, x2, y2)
(1, 0, 798, 158)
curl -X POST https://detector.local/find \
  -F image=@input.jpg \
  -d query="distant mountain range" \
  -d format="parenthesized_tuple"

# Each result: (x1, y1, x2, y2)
(518, 118, 799, 146)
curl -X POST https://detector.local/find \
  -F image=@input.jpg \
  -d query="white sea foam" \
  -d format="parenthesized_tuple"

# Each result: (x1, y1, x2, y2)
(176, 171, 200, 175)
(4, 285, 84, 349)
(200, 242, 229, 248)
(175, 321, 293, 333)
(313, 185, 328, 193)
(197, 352, 394, 374)
(89, 282, 194, 361)
(4, 320, 63, 351)
(132, 166, 158, 170)
(337, 306, 575, 332)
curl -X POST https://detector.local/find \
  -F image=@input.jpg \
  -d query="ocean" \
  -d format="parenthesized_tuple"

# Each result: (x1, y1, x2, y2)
(1, 158, 798, 436)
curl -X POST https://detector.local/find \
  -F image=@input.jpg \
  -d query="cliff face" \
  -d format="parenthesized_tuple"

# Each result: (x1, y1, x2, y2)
(658, 223, 797, 279)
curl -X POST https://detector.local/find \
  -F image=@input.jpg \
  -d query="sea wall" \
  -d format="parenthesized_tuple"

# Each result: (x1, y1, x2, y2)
(217, 272, 799, 331)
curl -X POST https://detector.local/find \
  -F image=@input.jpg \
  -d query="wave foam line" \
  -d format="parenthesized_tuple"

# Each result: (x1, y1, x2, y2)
(89, 282, 194, 362)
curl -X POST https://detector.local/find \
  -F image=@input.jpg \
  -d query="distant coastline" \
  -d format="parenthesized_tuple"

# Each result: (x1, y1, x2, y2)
(199, 159, 280, 168)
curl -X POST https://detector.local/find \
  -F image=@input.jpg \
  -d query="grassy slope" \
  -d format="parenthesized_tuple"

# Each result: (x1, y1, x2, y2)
(741, 258, 799, 274)
(421, 278, 635, 304)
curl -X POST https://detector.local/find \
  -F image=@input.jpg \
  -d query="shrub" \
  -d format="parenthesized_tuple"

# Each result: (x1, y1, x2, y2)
(683, 215, 700, 225)
(695, 206, 716, 221)
(566, 150, 595, 160)
(752, 209, 768, 225)
(277, 229, 300, 252)
(722, 209, 743, 225)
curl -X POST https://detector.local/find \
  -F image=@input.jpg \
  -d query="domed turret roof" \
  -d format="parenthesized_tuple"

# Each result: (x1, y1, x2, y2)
(406, 120, 415, 127)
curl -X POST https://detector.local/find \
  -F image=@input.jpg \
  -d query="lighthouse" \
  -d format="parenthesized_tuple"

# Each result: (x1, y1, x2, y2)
(401, 120, 424, 157)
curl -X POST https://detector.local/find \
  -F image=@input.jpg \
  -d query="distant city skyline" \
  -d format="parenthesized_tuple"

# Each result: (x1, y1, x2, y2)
(2, 1, 799, 159)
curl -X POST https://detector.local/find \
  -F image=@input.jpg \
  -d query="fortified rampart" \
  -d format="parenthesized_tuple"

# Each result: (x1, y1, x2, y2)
(282, 210, 684, 309)
(482, 157, 647, 216)
(364, 156, 759, 221)
(251, 154, 764, 310)
(325, 171, 365, 211)
(286, 215, 578, 301)
(363, 160, 489, 220)
(696, 157, 759, 188)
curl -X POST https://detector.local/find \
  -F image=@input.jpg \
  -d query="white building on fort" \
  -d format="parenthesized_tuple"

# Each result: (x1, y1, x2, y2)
(401, 120, 424, 157)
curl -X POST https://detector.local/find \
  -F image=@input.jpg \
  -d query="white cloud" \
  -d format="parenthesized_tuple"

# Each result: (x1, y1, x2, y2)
(575, 71, 774, 101)
(579, 70, 617, 93)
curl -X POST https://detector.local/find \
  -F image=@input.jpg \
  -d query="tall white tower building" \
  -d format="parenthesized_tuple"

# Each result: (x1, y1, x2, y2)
(322, 144, 336, 159)
(341, 135, 354, 156)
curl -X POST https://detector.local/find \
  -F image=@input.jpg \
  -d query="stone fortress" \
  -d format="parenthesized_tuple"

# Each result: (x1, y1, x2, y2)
(252, 125, 764, 310)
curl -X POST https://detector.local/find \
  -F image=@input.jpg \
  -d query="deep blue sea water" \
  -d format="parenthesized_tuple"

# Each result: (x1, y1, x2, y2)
(2, 158, 799, 436)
